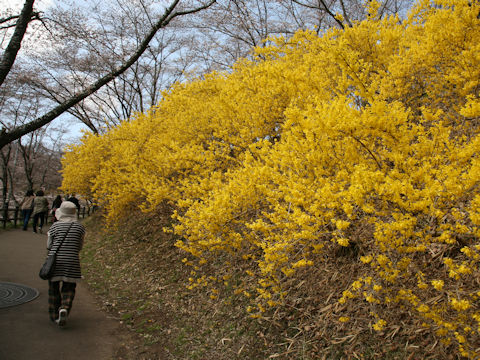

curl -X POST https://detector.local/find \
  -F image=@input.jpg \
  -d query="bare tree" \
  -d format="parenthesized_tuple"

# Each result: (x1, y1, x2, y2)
(17, 127, 64, 191)
(18, 129, 43, 190)
(0, 59, 67, 202)
(184, 0, 296, 71)
(0, 0, 216, 148)
(291, 0, 412, 28)
(28, 0, 192, 131)
(181, 0, 411, 73)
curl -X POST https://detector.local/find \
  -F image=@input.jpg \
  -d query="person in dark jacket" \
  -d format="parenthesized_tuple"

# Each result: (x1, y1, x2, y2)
(46, 201, 85, 326)
(66, 195, 80, 214)
(50, 195, 63, 223)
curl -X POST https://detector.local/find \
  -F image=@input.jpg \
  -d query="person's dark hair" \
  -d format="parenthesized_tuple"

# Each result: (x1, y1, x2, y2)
(26, 189, 34, 196)
(53, 195, 63, 208)
(36, 190, 44, 196)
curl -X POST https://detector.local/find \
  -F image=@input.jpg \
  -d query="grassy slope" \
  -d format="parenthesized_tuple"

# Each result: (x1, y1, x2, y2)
(80, 209, 460, 360)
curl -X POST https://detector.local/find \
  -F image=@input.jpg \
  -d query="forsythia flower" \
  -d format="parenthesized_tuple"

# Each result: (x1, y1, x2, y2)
(373, 319, 387, 331)
(360, 255, 373, 264)
(376, 255, 389, 266)
(352, 280, 363, 290)
(417, 304, 429, 313)
(431, 280, 444, 290)
(292, 259, 314, 268)
(451, 299, 471, 311)
(335, 219, 350, 230)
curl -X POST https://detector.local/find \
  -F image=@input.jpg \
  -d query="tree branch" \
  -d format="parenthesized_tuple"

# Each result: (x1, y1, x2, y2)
(292, 0, 346, 29)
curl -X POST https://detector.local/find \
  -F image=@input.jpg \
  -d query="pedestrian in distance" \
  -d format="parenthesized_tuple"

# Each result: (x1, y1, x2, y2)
(46, 201, 86, 326)
(32, 190, 49, 233)
(19, 189, 35, 231)
(50, 195, 63, 223)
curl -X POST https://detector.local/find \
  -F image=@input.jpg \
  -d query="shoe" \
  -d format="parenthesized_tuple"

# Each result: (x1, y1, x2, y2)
(39, 227, 42, 234)
(33, 229, 37, 233)
(56, 309, 67, 327)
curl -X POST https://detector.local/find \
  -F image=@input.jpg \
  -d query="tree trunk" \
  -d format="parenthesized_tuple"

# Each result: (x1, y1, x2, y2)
(0, 0, 35, 87)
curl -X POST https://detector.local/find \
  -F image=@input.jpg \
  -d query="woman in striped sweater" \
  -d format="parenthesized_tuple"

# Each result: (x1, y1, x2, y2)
(46, 201, 85, 326)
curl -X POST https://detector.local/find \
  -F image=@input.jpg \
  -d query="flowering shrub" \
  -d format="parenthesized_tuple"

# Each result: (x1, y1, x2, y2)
(62, 0, 480, 356)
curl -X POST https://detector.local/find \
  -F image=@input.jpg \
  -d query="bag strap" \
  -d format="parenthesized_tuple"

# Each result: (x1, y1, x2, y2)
(51, 222, 74, 254)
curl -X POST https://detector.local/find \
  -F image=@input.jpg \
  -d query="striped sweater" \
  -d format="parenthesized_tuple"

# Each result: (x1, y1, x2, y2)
(46, 221, 86, 283)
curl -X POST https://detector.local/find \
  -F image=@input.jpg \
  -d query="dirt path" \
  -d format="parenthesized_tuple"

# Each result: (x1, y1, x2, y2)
(0, 226, 125, 360)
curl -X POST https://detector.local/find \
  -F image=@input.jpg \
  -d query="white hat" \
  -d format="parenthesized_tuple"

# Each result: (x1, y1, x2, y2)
(55, 201, 78, 222)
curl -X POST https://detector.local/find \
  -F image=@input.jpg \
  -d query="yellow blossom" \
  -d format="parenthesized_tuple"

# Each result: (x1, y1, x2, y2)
(450, 298, 471, 311)
(373, 319, 387, 331)
(431, 280, 444, 290)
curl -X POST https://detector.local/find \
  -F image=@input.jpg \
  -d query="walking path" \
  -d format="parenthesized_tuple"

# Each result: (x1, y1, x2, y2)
(0, 226, 123, 360)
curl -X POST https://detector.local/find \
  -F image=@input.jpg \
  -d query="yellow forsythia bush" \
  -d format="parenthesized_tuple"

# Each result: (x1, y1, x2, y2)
(62, 0, 480, 356)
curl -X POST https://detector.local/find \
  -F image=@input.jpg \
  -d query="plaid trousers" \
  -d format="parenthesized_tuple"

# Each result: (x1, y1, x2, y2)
(48, 281, 77, 322)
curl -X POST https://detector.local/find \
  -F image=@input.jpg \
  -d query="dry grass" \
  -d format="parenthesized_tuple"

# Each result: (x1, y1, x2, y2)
(80, 208, 464, 359)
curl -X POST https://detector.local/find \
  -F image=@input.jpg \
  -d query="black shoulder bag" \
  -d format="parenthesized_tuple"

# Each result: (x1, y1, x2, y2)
(39, 223, 74, 280)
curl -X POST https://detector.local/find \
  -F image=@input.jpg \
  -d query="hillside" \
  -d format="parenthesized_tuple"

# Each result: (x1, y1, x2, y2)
(81, 208, 461, 359)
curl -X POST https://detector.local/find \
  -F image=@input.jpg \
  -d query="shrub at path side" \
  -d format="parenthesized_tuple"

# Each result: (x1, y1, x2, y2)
(62, 0, 480, 357)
